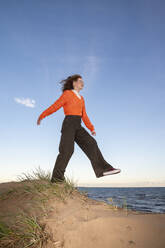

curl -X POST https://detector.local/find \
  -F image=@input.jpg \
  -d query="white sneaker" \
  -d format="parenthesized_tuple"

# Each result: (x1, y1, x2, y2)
(103, 168, 121, 176)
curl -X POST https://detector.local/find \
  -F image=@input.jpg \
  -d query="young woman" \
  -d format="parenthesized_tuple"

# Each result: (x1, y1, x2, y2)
(37, 74, 121, 183)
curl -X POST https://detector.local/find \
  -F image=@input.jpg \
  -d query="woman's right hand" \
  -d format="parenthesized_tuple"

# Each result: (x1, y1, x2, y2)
(37, 116, 42, 125)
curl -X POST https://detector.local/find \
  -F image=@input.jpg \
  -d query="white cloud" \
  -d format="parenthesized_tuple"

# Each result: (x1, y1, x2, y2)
(14, 97, 36, 108)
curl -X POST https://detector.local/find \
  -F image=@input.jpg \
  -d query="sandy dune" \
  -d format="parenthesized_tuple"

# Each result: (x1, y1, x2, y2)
(0, 181, 165, 248)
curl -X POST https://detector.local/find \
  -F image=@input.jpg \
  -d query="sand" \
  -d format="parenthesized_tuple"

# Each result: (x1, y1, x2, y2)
(0, 181, 165, 248)
(44, 188, 165, 248)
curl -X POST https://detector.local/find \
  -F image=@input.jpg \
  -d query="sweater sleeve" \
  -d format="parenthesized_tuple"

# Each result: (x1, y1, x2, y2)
(39, 90, 68, 120)
(81, 96, 95, 132)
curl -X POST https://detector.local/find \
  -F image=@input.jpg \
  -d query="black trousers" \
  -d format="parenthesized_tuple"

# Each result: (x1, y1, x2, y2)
(51, 115, 114, 181)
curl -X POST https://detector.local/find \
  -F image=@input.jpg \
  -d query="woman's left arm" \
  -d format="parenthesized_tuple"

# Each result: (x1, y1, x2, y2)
(81, 96, 95, 134)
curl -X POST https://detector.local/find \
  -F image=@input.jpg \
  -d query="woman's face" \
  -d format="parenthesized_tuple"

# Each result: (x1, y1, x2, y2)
(74, 78, 84, 90)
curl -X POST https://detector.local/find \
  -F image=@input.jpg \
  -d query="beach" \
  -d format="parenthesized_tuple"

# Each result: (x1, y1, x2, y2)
(0, 179, 165, 248)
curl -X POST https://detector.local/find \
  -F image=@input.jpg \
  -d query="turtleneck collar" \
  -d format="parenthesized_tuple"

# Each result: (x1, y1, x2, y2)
(72, 89, 81, 99)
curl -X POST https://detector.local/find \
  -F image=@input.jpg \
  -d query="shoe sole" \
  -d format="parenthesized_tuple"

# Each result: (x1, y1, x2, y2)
(103, 169, 121, 176)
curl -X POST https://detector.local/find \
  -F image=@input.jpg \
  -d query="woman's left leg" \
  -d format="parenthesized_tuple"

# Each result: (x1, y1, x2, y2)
(75, 126, 114, 178)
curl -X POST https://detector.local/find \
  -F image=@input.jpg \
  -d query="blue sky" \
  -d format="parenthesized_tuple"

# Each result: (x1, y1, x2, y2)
(1, 0, 165, 187)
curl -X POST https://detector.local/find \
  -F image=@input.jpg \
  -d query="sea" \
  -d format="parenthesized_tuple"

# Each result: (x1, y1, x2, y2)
(77, 187, 165, 214)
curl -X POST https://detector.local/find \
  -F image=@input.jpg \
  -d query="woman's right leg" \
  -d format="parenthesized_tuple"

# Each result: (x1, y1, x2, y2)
(51, 120, 75, 182)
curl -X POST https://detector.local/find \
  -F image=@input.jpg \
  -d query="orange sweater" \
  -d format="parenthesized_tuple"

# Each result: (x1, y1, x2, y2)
(39, 90, 95, 132)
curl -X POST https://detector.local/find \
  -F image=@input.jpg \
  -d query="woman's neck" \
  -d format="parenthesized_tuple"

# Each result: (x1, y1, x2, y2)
(73, 88, 80, 93)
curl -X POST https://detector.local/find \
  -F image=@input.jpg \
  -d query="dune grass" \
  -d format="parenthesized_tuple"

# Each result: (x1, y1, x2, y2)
(0, 214, 50, 248)
(107, 196, 128, 215)
(17, 166, 52, 182)
(16, 166, 88, 202)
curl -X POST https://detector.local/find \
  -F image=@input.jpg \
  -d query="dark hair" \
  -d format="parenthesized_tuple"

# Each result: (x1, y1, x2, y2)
(59, 74, 82, 92)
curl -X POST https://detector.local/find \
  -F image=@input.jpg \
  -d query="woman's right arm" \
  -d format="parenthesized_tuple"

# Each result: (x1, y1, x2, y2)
(38, 90, 68, 121)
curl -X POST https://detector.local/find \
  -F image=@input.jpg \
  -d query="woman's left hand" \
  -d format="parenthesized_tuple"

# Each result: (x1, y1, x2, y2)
(91, 130, 96, 136)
